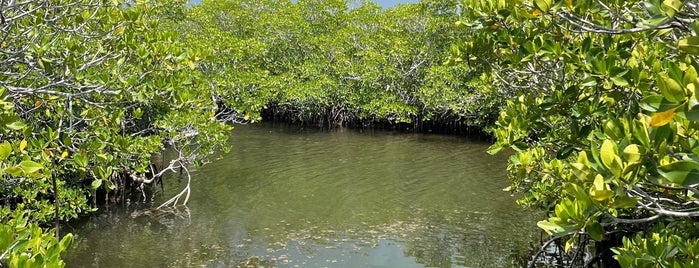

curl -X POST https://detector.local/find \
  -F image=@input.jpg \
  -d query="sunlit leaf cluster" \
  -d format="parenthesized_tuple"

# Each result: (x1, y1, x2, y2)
(455, 0, 699, 265)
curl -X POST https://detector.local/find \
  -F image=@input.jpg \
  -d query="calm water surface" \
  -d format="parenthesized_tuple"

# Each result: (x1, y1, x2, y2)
(65, 124, 541, 267)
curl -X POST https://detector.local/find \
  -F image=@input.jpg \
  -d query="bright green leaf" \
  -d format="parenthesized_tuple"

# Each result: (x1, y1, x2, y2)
(20, 161, 44, 174)
(6, 121, 26, 130)
(610, 76, 629, 87)
(600, 139, 618, 171)
(91, 179, 102, 189)
(0, 141, 11, 160)
(658, 73, 685, 102)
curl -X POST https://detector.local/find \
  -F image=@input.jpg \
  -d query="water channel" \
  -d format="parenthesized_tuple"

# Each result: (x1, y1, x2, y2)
(64, 123, 542, 267)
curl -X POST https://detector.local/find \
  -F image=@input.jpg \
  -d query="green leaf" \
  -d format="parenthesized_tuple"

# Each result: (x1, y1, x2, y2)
(4, 166, 23, 176)
(632, 120, 650, 148)
(556, 144, 575, 159)
(590, 174, 615, 201)
(623, 144, 642, 164)
(581, 76, 597, 87)
(678, 36, 699, 55)
(662, 0, 682, 17)
(19, 161, 44, 174)
(613, 195, 639, 209)
(600, 139, 618, 171)
(59, 233, 73, 252)
(610, 76, 629, 87)
(91, 179, 102, 189)
(603, 119, 623, 140)
(537, 220, 571, 236)
(0, 141, 11, 160)
(658, 73, 686, 102)
(686, 108, 699, 122)
(534, 0, 552, 12)
(639, 94, 680, 112)
(133, 108, 143, 119)
(106, 179, 116, 190)
(684, 66, 697, 86)
(587, 222, 605, 241)
(658, 160, 699, 185)
(6, 121, 26, 130)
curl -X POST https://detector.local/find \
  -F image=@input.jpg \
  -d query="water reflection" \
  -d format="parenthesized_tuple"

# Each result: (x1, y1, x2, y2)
(65, 124, 540, 267)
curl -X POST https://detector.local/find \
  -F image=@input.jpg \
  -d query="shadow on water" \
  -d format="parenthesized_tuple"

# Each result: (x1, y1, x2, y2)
(65, 123, 544, 267)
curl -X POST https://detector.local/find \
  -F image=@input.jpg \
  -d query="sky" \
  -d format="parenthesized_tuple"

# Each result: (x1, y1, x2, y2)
(364, 0, 419, 8)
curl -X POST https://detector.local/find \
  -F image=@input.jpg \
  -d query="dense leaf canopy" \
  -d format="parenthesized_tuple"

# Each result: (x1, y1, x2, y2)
(6, 0, 699, 266)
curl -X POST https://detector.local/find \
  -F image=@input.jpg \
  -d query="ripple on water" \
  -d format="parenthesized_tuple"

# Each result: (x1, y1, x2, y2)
(65, 124, 540, 268)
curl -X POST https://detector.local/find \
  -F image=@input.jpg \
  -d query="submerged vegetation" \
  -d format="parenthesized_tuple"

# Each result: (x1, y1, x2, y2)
(2, 0, 699, 266)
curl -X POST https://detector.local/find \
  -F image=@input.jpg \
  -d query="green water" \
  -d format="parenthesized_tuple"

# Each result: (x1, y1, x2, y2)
(64, 124, 541, 267)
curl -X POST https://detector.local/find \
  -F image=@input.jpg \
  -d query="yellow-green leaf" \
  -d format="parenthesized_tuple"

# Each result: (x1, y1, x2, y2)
(679, 36, 699, 55)
(684, 66, 697, 87)
(534, 0, 552, 12)
(19, 160, 43, 174)
(19, 139, 27, 151)
(590, 178, 615, 201)
(662, 0, 682, 17)
(4, 166, 22, 176)
(623, 144, 642, 164)
(658, 73, 685, 102)
(0, 141, 11, 160)
(600, 139, 618, 170)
